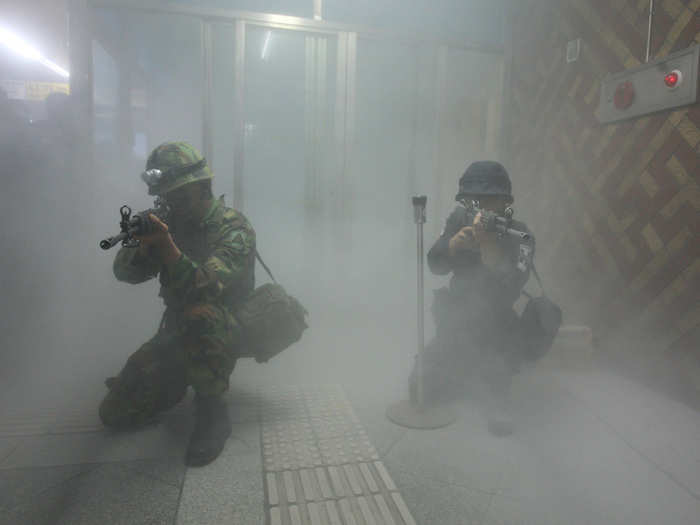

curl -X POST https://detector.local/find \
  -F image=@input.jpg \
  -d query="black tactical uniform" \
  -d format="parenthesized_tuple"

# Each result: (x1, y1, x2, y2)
(410, 162, 535, 429)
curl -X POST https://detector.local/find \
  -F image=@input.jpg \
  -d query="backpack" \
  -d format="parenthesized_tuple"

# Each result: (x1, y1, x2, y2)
(233, 252, 308, 363)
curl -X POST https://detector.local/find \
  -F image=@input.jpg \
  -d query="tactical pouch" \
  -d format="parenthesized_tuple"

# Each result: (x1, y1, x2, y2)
(520, 294, 562, 362)
(519, 262, 562, 362)
(233, 254, 308, 363)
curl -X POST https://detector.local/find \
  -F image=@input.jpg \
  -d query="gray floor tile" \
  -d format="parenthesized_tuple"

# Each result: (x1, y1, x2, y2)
(398, 478, 492, 525)
(382, 405, 519, 493)
(0, 439, 19, 467)
(119, 458, 187, 488)
(482, 494, 578, 525)
(2, 461, 181, 525)
(1, 423, 188, 469)
(345, 396, 408, 458)
(176, 422, 263, 525)
(230, 421, 262, 454)
(0, 464, 94, 512)
(560, 370, 700, 499)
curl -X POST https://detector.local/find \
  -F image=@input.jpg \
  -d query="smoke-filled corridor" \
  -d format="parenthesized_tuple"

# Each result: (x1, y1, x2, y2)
(0, 1, 699, 524)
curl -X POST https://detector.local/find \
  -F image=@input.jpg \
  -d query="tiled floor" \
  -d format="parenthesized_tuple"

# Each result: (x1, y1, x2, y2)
(1, 363, 699, 525)
(347, 367, 700, 525)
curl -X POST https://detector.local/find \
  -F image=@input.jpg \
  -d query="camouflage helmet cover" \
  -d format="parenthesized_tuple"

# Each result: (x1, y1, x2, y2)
(456, 160, 512, 201)
(143, 141, 213, 195)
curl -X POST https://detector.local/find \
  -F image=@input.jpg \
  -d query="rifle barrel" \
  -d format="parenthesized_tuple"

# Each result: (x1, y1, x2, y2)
(505, 228, 530, 241)
(100, 231, 128, 250)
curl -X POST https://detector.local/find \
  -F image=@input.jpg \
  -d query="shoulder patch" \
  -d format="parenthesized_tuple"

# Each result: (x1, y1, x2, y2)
(517, 243, 532, 273)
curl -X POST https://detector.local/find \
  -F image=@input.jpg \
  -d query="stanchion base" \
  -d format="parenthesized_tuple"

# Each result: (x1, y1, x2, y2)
(386, 400, 457, 429)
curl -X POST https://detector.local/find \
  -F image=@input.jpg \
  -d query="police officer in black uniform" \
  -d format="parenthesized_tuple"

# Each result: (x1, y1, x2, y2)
(410, 161, 535, 436)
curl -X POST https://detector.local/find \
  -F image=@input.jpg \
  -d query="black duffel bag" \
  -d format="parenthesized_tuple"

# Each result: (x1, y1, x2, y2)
(519, 264, 562, 362)
(233, 252, 308, 363)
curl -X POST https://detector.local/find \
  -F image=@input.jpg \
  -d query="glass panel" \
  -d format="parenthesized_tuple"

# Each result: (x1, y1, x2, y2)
(324, 1, 503, 46)
(434, 48, 505, 225)
(210, 22, 237, 198)
(172, 0, 312, 18)
(242, 27, 337, 294)
(347, 38, 427, 300)
(92, 38, 118, 152)
(91, 8, 204, 192)
(124, 12, 204, 154)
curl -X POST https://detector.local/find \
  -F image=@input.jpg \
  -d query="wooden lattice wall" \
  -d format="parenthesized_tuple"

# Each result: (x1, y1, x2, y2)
(506, 0, 700, 403)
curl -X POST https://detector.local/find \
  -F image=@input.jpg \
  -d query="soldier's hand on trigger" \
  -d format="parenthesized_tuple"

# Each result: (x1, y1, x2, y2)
(135, 214, 182, 265)
(471, 211, 500, 244)
(448, 225, 478, 257)
(448, 212, 503, 258)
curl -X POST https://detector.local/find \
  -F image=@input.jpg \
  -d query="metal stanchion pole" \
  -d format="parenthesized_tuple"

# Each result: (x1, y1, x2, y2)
(414, 196, 427, 411)
(386, 196, 455, 429)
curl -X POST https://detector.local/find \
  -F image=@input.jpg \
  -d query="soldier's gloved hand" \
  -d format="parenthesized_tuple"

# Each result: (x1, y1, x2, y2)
(448, 226, 478, 257)
(135, 214, 182, 265)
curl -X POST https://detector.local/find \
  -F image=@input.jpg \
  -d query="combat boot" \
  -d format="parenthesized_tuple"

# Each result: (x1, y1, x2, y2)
(185, 395, 232, 466)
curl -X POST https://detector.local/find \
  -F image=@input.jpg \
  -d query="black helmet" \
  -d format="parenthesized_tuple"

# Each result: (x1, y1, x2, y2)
(456, 161, 512, 201)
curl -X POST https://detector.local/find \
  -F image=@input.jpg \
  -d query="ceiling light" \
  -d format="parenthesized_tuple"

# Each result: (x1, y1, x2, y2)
(0, 25, 69, 78)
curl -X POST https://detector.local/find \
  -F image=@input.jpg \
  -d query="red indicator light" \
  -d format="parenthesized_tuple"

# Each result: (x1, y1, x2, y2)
(664, 70, 682, 88)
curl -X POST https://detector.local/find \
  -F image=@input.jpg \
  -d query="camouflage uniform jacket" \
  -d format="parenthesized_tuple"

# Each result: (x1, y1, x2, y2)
(113, 196, 256, 314)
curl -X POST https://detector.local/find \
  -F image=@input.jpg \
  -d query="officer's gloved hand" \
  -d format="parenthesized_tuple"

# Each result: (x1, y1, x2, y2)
(448, 226, 478, 257)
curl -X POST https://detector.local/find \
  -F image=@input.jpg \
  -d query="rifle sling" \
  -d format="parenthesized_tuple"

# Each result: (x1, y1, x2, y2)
(255, 250, 277, 284)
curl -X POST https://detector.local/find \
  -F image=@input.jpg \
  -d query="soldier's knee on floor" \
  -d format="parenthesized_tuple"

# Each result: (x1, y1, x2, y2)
(98, 393, 157, 430)
(98, 397, 132, 429)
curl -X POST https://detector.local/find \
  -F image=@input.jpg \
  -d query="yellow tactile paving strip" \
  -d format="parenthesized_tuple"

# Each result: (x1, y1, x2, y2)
(260, 385, 416, 525)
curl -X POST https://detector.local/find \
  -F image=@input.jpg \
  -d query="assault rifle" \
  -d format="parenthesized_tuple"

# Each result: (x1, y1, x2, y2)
(459, 199, 531, 242)
(99, 199, 171, 250)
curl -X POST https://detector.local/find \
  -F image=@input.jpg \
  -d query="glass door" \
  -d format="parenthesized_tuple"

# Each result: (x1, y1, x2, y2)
(240, 25, 338, 299)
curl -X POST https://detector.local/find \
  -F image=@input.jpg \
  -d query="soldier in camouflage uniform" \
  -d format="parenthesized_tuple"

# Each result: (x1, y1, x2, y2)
(99, 141, 256, 466)
(410, 161, 535, 436)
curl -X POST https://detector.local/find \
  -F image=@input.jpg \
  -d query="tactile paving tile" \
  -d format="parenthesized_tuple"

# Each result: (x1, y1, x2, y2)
(318, 434, 379, 466)
(306, 398, 356, 416)
(261, 384, 416, 525)
(260, 391, 309, 423)
(263, 437, 324, 472)
(260, 406, 309, 423)
(262, 420, 315, 444)
(309, 412, 364, 440)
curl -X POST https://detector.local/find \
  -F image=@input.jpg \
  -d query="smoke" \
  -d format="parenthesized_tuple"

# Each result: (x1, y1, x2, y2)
(2, 0, 538, 419)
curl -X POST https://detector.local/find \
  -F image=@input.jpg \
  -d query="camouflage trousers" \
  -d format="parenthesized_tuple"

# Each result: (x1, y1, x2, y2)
(99, 302, 241, 429)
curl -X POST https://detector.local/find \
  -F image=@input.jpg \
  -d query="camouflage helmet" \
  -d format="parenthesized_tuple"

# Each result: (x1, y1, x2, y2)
(141, 141, 213, 196)
(456, 161, 512, 201)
